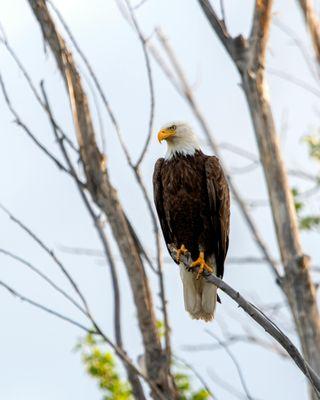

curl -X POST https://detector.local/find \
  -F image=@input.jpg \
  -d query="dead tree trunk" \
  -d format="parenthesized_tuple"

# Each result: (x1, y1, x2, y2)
(198, 0, 320, 396)
(27, 0, 177, 398)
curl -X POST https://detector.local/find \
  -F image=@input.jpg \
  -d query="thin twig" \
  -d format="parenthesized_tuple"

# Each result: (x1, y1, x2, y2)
(206, 331, 258, 400)
(208, 368, 251, 400)
(274, 18, 319, 82)
(219, 0, 226, 26)
(183, 333, 288, 359)
(0, 203, 90, 314)
(0, 74, 73, 177)
(268, 67, 320, 98)
(0, 277, 164, 400)
(40, 81, 122, 342)
(47, 1, 155, 277)
(47, 0, 119, 153)
(174, 355, 216, 400)
(123, 0, 155, 168)
(0, 280, 93, 333)
(133, 0, 149, 10)
(0, 29, 78, 152)
(219, 142, 259, 163)
(0, 248, 87, 315)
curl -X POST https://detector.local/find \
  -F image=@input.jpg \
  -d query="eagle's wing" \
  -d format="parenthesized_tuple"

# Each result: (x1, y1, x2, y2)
(153, 158, 176, 262)
(205, 156, 230, 278)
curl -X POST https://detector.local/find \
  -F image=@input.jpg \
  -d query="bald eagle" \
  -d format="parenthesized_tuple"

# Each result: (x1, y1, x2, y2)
(153, 122, 230, 321)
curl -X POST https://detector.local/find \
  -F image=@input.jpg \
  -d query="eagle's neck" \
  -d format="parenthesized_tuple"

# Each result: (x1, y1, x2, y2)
(165, 137, 201, 160)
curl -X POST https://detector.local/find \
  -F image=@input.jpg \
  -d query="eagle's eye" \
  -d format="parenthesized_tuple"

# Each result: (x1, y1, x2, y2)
(170, 125, 177, 130)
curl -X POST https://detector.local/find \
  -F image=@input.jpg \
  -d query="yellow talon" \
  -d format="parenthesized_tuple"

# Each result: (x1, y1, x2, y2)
(176, 244, 188, 262)
(190, 251, 213, 279)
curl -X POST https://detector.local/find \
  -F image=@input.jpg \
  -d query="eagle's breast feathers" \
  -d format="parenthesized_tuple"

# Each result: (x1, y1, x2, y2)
(153, 123, 230, 321)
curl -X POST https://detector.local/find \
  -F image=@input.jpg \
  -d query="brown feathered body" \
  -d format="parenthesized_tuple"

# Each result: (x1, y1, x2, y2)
(153, 150, 230, 321)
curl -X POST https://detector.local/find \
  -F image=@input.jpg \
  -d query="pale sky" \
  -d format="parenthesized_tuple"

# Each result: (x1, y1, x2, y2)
(0, 1, 319, 399)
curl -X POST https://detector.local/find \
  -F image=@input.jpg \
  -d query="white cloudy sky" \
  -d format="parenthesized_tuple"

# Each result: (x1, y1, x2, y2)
(0, 1, 319, 399)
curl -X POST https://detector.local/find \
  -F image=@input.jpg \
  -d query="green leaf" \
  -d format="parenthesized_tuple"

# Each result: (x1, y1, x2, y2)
(156, 320, 165, 340)
(291, 187, 304, 213)
(304, 132, 320, 161)
(77, 334, 213, 400)
(77, 333, 132, 400)
(299, 215, 320, 231)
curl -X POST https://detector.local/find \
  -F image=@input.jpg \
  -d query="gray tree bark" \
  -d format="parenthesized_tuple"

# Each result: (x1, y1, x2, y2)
(27, 1, 177, 398)
(198, 1, 320, 397)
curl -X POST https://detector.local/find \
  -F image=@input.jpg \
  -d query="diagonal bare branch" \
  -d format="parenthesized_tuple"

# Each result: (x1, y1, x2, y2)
(197, 1, 320, 390)
(0, 203, 90, 313)
(0, 279, 93, 333)
(0, 74, 75, 177)
(197, 0, 233, 56)
(0, 248, 87, 315)
(171, 245, 320, 396)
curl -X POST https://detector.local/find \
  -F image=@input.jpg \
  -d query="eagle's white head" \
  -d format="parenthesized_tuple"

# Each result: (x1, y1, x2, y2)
(157, 121, 200, 160)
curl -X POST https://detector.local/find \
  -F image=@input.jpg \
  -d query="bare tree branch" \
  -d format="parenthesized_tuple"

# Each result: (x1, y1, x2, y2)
(0, 204, 90, 313)
(0, 29, 78, 152)
(206, 331, 256, 400)
(122, 0, 155, 169)
(208, 368, 252, 400)
(0, 277, 167, 400)
(274, 18, 320, 82)
(296, 0, 320, 68)
(183, 333, 288, 359)
(46, 0, 117, 130)
(0, 280, 93, 333)
(0, 248, 87, 315)
(133, 0, 149, 10)
(40, 79, 146, 399)
(38, 6, 171, 380)
(268, 67, 320, 98)
(48, 0, 159, 278)
(51, 0, 171, 372)
(26, 1, 176, 397)
(197, 1, 320, 390)
(0, 74, 75, 178)
(171, 246, 320, 395)
(197, 0, 234, 57)
(173, 355, 216, 400)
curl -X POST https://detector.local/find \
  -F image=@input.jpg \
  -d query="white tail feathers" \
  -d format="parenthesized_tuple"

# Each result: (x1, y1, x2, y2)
(179, 257, 217, 322)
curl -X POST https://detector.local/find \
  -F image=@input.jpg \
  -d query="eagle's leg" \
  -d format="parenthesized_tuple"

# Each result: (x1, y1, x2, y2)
(176, 244, 188, 262)
(190, 251, 213, 279)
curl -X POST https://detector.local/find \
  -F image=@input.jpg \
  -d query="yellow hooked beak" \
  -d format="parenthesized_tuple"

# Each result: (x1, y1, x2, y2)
(157, 128, 175, 143)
